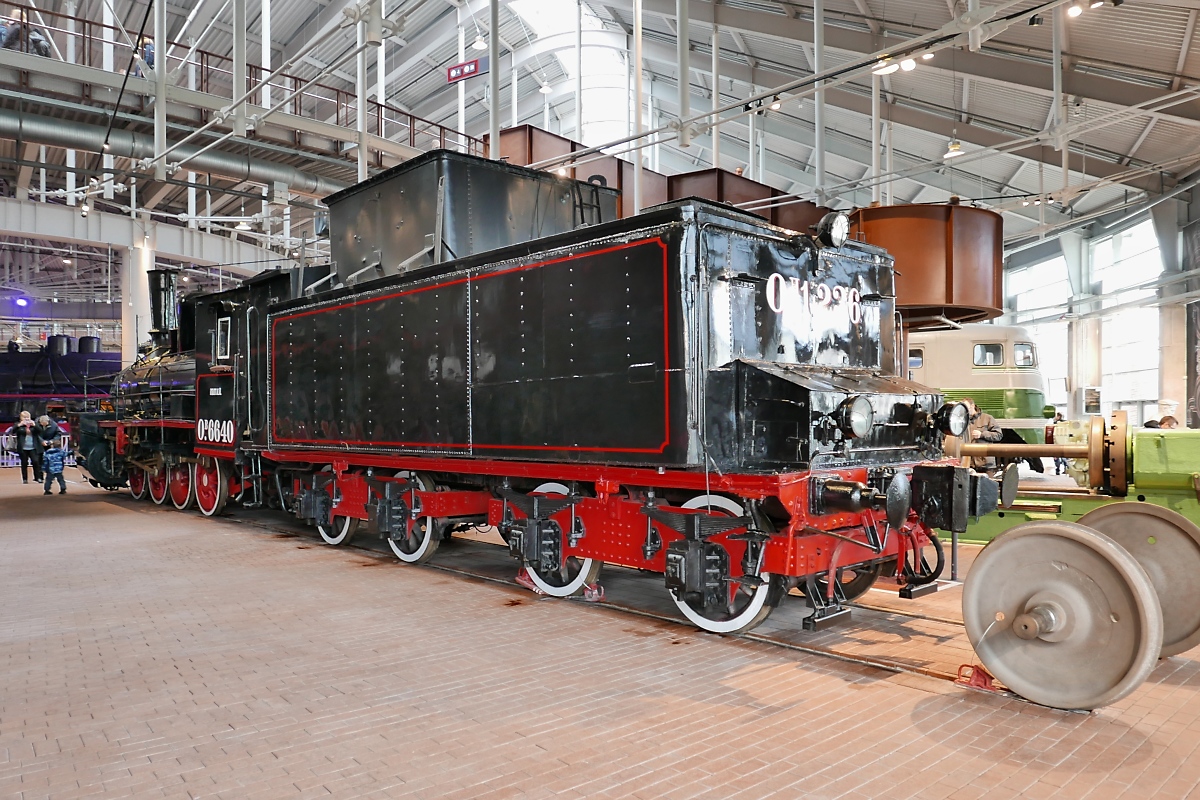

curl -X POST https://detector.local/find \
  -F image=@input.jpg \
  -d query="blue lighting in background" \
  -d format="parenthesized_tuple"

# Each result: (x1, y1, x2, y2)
(14, 298, 29, 307)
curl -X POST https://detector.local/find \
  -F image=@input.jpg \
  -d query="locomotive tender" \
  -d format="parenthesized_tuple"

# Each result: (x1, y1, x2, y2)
(109, 150, 1200, 705)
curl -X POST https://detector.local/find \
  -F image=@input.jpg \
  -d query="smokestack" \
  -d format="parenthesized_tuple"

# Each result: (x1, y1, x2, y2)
(147, 269, 179, 350)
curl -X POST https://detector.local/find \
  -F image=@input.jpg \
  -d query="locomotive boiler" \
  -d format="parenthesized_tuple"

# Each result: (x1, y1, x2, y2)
(74, 149, 1178, 711)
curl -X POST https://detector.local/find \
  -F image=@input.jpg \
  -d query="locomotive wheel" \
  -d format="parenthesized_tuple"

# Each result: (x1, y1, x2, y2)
(128, 467, 148, 501)
(805, 560, 885, 603)
(1077, 503, 1200, 657)
(168, 463, 194, 510)
(963, 520, 1162, 710)
(194, 459, 229, 517)
(317, 516, 359, 546)
(670, 495, 781, 635)
(148, 468, 169, 505)
(387, 472, 440, 565)
(521, 482, 602, 598)
(901, 530, 944, 586)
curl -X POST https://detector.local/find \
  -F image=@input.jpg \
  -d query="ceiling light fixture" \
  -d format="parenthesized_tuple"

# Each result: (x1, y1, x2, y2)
(79, 202, 89, 218)
(1067, 3, 1083, 16)
(62, 257, 71, 264)
(1090, 0, 1103, 7)
(900, 58, 917, 71)
(539, 82, 552, 94)
(871, 59, 900, 76)
(15, 297, 28, 307)
(921, 52, 935, 60)
(769, 95, 782, 110)
(472, 34, 487, 51)
(943, 139, 964, 159)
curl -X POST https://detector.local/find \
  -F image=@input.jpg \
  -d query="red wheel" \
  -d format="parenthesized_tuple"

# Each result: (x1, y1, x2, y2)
(169, 463, 194, 510)
(194, 458, 229, 517)
(148, 468, 169, 505)
(128, 467, 148, 501)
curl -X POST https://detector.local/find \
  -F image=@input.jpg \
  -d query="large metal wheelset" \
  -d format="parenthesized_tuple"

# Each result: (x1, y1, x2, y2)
(963, 503, 1200, 710)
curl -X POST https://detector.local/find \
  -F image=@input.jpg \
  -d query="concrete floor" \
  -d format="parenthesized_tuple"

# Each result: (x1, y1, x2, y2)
(3, 472, 1200, 799)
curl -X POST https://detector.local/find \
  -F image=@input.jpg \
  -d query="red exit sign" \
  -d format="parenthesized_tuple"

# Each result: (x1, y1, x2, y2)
(447, 56, 489, 84)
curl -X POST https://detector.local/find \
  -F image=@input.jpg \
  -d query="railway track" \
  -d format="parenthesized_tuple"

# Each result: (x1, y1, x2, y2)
(217, 501, 1014, 698)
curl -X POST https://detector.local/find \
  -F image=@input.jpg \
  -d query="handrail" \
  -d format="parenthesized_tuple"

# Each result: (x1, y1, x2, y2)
(0, 1, 485, 158)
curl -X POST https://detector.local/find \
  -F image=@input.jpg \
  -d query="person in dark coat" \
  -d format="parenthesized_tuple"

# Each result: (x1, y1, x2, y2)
(36, 414, 61, 446)
(1, 12, 52, 57)
(6, 410, 43, 483)
(963, 397, 1003, 473)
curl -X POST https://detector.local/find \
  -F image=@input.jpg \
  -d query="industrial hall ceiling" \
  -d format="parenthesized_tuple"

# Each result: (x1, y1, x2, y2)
(0, 0, 1197, 304)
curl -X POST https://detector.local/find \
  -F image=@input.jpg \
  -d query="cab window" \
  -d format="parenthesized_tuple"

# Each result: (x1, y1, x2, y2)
(973, 343, 1003, 366)
(1014, 343, 1036, 367)
(216, 317, 231, 361)
(908, 348, 923, 369)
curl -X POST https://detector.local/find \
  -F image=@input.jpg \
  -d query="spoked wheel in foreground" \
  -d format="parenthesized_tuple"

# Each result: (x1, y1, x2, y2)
(147, 468, 169, 505)
(194, 458, 229, 517)
(168, 463, 194, 510)
(519, 482, 601, 598)
(963, 520, 1162, 710)
(317, 515, 359, 546)
(387, 472, 440, 565)
(1078, 503, 1200, 657)
(128, 467, 148, 501)
(668, 495, 783, 635)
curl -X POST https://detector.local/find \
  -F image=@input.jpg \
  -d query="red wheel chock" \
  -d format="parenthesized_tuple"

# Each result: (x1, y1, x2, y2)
(582, 583, 605, 603)
(956, 663, 1000, 692)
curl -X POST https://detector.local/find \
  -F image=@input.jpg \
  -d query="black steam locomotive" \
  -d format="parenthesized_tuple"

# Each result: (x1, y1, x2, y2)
(77, 149, 994, 638)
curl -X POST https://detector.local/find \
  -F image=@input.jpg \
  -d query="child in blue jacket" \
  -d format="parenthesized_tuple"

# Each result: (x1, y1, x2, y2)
(42, 438, 67, 495)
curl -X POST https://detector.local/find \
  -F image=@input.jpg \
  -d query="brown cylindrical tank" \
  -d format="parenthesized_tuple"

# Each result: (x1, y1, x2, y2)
(850, 204, 1003, 327)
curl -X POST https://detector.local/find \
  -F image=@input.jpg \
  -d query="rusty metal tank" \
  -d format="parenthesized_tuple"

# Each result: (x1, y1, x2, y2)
(850, 203, 1003, 328)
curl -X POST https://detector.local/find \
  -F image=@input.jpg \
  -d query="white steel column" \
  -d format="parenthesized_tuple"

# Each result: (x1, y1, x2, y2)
(123, 243, 152, 362)
(102, 1, 114, 71)
(575, 0, 583, 141)
(188, 54, 197, 228)
(356, 18, 368, 180)
(814, 0, 825, 204)
(489, 0, 500, 157)
(154, 0, 167, 181)
(457, 11, 466, 151)
(261, 0, 271, 108)
(66, 2, 77, 206)
(871, 74, 881, 205)
(66, 150, 76, 205)
(710, 15, 719, 169)
(633, 0, 643, 213)
(677, 0, 689, 146)
(747, 106, 757, 179)
(233, 0, 247, 136)
(885, 120, 894, 205)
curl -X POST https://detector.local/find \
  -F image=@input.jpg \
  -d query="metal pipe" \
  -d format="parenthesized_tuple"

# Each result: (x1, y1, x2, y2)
(357, 19, 368, 181)
(512, 58, 519, 128)
(871, 73, 880, 205)
(633, 0, 643, 213)
(958, 443, 1089, 458)
(0, 107, 348, 197)
(814, 0, 825, 204)
(233, 0, 247, 136)
(677, 0, 689, 146)
(262, 0, 272, 108)
(490, 0, 500, 157)
(576, 0, 583, 141)
(154, 0, 167, 182)
(885, 120, 893, 205)
(710, 14, 719, 169)
(457, 13, 465, 152)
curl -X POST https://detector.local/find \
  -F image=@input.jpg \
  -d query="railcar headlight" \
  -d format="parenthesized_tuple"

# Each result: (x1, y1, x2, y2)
(936, 401, 970, 437)
(815, 211, 850, 248)
(837, 395, 875, 439)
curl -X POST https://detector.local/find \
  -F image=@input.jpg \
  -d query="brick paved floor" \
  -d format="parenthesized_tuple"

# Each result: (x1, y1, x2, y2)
(3, 474, 1200, 799)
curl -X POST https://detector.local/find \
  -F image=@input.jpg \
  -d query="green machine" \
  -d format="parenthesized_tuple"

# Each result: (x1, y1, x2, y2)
(951, 412, 1200, 543)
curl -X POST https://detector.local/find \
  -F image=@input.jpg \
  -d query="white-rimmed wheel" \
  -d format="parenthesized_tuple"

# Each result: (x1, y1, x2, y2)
(168, 463, 194, 510)
(963, 520, 1163, 710)
(387, 472, 440, 564)
(317, 515, 359, 546)
(194, 458, 229, 517)
(520, 482, 602, 597)
(147, 467, 169, 505)
(669, 495, 781, 635)
(1078, 503, 1200, 657)
(128, 467, 148, 500)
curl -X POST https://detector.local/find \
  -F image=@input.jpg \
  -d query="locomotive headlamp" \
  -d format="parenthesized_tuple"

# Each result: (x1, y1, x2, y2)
(936, 401, 970, 437)
(837, 395, 875, 439)
(815, 212, 850, 248)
